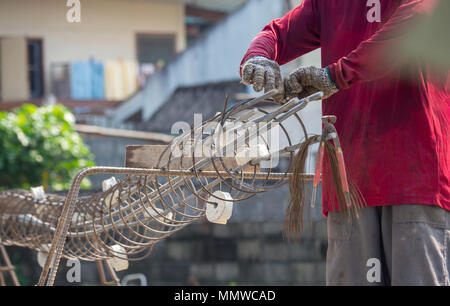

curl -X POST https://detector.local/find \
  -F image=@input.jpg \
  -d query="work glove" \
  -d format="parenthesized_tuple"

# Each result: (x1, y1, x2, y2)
(285, 66, 339, 100)
(241, 56, 284, 104)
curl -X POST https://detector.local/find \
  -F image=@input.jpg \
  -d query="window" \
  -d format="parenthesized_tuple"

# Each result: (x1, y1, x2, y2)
(136, 34, 175, 66)
(27, 39, 44, 99)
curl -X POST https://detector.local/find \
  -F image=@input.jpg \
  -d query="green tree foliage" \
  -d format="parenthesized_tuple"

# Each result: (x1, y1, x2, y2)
(0, 104, 95, 190)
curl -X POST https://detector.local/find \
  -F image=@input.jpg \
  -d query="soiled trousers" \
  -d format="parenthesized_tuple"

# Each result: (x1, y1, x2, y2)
(326, 205, 450, 286)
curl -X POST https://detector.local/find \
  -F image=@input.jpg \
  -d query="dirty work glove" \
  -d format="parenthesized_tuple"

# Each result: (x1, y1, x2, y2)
(285, 66, 339, 100)
(241, 56, 284, 104)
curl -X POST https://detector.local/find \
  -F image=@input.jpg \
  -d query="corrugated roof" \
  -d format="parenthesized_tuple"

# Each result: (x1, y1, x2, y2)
(142, 80, 245, 133)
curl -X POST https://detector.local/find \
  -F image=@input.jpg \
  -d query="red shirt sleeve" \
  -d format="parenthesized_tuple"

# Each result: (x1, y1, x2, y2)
(240, 0, 320, 73)
(329, 0, 439, 90)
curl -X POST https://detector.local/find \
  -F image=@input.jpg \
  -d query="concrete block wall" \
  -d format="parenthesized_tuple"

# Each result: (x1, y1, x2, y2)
(141, 220, 328, 286)
(113, 183, 328, 286)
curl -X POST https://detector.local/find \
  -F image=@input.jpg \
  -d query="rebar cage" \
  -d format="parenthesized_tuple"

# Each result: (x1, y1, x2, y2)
(0, 90, 344, 286)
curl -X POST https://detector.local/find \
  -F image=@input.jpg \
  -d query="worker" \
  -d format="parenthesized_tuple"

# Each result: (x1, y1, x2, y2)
(240, 0, 449, 286)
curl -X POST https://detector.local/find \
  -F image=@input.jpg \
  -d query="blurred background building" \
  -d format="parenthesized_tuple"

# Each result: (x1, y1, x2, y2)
(0, 0, 327, 286)
(0, 0, 242, 105)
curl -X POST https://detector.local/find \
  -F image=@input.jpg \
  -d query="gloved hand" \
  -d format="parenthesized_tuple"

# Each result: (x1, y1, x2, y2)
(284, 66, 339, 100)
(241, 56, 284, 104)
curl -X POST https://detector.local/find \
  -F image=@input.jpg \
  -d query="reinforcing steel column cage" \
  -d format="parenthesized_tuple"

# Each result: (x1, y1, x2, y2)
(0, 90, 365, 286)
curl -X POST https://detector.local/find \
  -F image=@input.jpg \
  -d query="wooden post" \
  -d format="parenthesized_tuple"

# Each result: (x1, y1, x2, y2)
(0, 245, 20, 286)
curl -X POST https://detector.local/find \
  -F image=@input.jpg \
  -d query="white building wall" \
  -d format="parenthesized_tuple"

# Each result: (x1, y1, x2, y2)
(0, 0, 186, 98)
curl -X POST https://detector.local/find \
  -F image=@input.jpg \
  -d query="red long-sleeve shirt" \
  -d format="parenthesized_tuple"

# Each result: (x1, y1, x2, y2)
(241, 0, 449, 214)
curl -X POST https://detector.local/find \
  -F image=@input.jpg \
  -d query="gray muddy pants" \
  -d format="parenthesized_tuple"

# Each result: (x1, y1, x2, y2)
(326, 205, 450, 286)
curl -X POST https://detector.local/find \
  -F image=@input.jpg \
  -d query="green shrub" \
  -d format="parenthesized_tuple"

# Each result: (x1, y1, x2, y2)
(0, 104, 95, 190)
